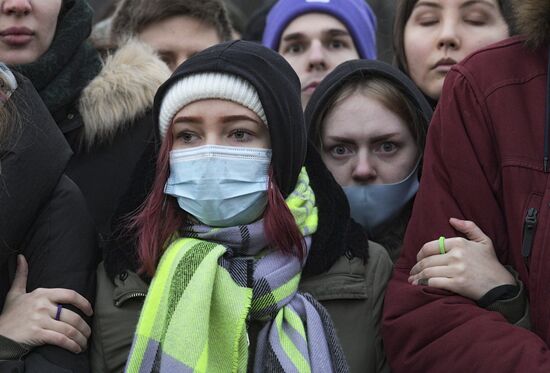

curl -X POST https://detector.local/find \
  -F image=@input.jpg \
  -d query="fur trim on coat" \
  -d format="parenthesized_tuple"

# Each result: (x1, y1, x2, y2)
(513, 0, 550, 48)
(78, 39, 171, 147)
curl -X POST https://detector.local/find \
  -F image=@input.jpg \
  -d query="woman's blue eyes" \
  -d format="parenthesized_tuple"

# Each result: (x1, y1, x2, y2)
(231, 130, 253, 142)
(328, 142, 398, 158)
(330, 145, 352, 157)
(379, 142, 397, 153)
(176, 129, 254, 143)
(178, 132, 196, 143)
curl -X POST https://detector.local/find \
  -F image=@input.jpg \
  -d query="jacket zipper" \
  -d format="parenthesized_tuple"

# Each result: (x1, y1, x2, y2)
(521, 207, 538, 269)
(115, 291, 147, 307)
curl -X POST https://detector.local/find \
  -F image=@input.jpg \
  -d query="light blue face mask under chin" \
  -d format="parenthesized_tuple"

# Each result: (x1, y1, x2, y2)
(342, 160, 420, 236)
(164, 145, 272, 227)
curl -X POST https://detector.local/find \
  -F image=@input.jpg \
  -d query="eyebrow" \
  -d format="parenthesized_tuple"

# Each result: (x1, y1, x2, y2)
(173, 116, 200, 125)
(460, 0, 497, 9)
(172, 114, 262, 126)
(221, 114, 262, 125)
(323, 29, 351, 38)
(281, 28, 351, 43)
(324, 135, 356, 144)
(368, 133, 401, 143)
(414, 0, 496, 10)
(325, 132, 400, 144)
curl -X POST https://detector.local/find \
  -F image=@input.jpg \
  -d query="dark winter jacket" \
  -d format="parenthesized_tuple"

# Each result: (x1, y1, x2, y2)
(0, 74, 98, 372)
(382, 1, 550, 371)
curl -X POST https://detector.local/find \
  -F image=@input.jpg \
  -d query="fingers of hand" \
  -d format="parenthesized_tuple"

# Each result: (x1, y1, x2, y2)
(422, 237, 473, 261)
(50, 306, 91, 339)
(449, 218, 491, 244)
(409, 265, 456, 285)
(417, 240, 441, 261)
(419, 277, 455, 292)
(410, 254, 448, 276)
(39, 289, 93, 317)
(45, 313, 88, 352)
(37, 328, 84, 354)
(8, 255, 28, 295)
(0, 291, 91, 351)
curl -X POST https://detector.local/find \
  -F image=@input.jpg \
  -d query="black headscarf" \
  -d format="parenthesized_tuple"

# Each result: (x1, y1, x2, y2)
(153, 40, 306, 198)
(11, 0, 102, 115)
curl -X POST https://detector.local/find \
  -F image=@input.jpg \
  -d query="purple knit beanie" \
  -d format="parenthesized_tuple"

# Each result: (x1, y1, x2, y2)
(262, 0, 377, 60)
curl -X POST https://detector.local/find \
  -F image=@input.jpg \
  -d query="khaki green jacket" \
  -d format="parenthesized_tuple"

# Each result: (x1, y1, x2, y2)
(90, 242, 392, 373)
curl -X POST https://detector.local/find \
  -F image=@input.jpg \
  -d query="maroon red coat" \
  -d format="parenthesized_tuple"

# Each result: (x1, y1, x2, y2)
(382, 2, 550, 371)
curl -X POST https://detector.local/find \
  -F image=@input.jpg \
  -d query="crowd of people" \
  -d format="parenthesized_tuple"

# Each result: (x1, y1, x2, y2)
(0, 0, 548, 372)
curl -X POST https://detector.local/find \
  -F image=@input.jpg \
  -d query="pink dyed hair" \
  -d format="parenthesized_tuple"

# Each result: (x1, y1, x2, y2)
(132, 123, 306, 277)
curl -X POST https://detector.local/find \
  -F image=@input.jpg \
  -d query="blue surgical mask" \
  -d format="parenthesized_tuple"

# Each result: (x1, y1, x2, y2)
(165, 145, 272, 227)
(343, 160, 420, 236)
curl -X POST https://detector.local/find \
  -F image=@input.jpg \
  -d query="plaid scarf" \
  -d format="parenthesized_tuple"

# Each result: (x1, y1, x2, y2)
(125, 168, 349, 372)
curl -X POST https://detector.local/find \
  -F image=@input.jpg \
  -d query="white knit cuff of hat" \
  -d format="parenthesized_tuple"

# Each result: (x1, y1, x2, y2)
(158, 72, 267, 138)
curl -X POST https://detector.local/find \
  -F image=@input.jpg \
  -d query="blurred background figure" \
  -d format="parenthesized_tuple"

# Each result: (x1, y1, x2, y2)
(90, 0, 397, 61)
(262, 0, 377, 108)
(393, 0, 515, 105)
(242, 0, 396, 63)
(108, 0, 233, 70)
(306, 60, 432, 261)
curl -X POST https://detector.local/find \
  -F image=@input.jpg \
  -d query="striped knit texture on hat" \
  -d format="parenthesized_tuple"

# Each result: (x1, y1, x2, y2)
(158, 72, 267, 138)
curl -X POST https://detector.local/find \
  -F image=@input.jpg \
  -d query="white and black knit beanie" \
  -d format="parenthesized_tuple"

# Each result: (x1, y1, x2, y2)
(158, 72, 267, 138)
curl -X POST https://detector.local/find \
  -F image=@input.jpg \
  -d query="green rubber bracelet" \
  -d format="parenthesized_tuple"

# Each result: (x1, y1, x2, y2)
(439, 236, 446, 255)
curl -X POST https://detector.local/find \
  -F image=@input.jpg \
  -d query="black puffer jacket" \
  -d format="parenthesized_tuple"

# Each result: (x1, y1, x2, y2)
(0, 74, 98, 372)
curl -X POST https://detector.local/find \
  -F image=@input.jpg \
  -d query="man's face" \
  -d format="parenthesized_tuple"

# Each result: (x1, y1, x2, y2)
(139, 15, 221, 71)
(278, 13, 359, 108)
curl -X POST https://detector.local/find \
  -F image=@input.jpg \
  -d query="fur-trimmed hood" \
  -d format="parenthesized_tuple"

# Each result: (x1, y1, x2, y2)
(513, 0, 550, 48)
(78, 39, 171, 147)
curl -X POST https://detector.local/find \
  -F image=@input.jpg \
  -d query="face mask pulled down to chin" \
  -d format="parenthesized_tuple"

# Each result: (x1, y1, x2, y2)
(343, 160, 420, 236)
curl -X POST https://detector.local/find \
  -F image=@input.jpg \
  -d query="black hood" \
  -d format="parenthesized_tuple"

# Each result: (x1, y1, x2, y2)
(153, 40, 306, 198)
(305, 59, 433, 142)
